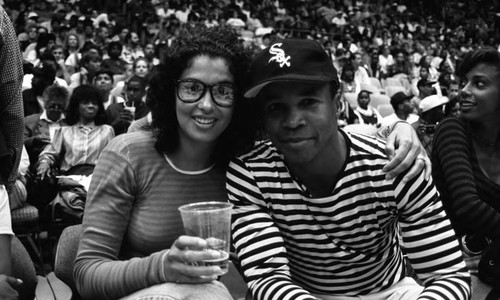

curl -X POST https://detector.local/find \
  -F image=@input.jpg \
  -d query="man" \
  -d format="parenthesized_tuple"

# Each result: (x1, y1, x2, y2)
(22, 61, 57, 116)
(24, 85, 69, 166)
(101, 41, 127, 76)
(412, 94, 449, 156)
(0, 5, 26, 299)
(106, 75, 149, 135)
(410, 78, 438, 113)
(381, 91, 419, 128)
(227, 39, 470, 300)
(93, 69, 124, 109)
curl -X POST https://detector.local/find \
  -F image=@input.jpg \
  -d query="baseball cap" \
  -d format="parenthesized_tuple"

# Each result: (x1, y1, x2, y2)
(419, 95, 449, 113)
(244, 39, 339, 98)
(417, 78, 436, 88)
(28, 12, 39, 19)
(390, 91, 412, 106)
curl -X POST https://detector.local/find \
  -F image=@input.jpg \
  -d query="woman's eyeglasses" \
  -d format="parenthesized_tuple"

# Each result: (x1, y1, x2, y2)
(176, 79, 235, 107)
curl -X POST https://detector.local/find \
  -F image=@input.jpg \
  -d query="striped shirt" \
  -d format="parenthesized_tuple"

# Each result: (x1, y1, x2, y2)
(40, 122, 114, 172)
(432, 117, 500, 238)
(227, 130, 470, 300)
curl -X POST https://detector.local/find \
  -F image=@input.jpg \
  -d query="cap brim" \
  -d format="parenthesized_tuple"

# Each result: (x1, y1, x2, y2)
(244, 75, 335, 98)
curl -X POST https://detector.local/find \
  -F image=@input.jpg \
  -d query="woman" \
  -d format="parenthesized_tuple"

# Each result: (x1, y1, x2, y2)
(73, 25, 256, 300)
(74, 26, 429, 299)
(432, 48, 500, 293)
(64, 33, 81, 75)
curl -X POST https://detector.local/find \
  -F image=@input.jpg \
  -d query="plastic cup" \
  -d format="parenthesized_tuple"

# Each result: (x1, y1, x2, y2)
(178, 201, 233, 275)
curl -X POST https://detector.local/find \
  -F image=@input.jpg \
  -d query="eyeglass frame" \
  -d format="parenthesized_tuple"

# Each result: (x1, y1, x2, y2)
(176, 79, 235, 107)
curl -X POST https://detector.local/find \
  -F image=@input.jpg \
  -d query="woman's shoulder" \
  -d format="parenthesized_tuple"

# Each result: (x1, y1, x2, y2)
(105, 131, 156, 154)
(436, 117, 467, 133)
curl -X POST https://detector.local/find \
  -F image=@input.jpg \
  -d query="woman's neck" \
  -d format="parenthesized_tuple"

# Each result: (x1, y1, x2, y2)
(470, 120, 500, 147)
(169, 137, 216, 171)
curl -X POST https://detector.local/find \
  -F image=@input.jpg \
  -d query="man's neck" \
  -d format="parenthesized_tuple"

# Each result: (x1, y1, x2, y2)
(396, 110, 409, 120)
(287, 133, 347, 198)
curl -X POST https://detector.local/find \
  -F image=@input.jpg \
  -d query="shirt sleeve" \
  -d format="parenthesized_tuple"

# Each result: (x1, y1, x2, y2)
(73, 140, 167, 299)
(227, 158, 317, 300)
(394, 168, 471, 299)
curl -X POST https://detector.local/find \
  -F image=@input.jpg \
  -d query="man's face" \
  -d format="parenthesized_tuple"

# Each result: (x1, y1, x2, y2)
(419, 84, 435, 98)
(126, 80, 146, 104)
(45, 98, 65, 122)
(400, 99, 414, 114)
(448, 83, 459, 98)
(353, 54, 362, 68)
(144, 44, 155, 58)
(259, 81, 338, 166)
(94, 73, 113, 91)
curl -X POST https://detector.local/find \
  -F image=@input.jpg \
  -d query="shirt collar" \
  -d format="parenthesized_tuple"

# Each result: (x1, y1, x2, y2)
(40, 110, 65, 124)
(76, 121, 96, 130)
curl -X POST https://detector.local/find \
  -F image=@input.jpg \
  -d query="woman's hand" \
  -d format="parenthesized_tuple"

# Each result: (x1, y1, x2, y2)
(36, 160, 51, 181)
(383, 122, 431, 182)
(163, 236, 226, 284)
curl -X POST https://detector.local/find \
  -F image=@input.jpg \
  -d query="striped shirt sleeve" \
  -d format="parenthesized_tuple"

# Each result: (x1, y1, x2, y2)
(394, 169, 471, 299)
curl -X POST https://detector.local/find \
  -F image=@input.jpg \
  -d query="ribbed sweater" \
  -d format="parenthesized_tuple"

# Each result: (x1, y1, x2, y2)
(432, 117, 500, 238)
(74, 131, 227, 299)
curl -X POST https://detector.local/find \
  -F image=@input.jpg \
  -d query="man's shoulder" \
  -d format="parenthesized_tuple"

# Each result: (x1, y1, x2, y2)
(345, 131, 387, 159)
(24, 113, 42, 123)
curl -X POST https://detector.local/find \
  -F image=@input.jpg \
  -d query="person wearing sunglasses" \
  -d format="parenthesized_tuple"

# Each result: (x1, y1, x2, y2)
(24, 85, 69, 168)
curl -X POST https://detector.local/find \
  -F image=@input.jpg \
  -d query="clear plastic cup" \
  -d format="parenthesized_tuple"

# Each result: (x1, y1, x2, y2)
(178, 202, 233, 274)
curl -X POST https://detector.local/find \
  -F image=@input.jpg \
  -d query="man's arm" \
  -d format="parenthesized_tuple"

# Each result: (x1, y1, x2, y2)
(227, 158, 317, 300)
(395, 170, 471, 299)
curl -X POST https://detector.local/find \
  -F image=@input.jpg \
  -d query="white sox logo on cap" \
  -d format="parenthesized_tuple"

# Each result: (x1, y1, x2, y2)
(268, 43, 291, 68)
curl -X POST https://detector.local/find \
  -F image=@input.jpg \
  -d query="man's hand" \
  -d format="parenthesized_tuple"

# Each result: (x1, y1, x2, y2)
(163, 236, 226, 284)
(36, 160, 51, 181)
(383, 122, 431, 182)
(0, 275, 22, 300)
(117, 109, 134, 124)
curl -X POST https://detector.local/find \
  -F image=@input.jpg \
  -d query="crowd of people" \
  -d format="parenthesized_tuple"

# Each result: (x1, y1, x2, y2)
(0, 0, 499, 299)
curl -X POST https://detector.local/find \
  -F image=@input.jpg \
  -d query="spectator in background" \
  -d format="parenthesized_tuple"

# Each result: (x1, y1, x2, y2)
(445, 95, 461, 118)
(353, 87, 383, 127)
(24, 85, 68, 166)
(69, 51, 102, 89)
(381, 91, 419, 128)
(93, 69, 123, 110)
(8, 146, 29, 211)
(143, 43, 160, 66)
(106, 75, 149, 136)
(412, 94, 449, 156)
(340, 63, 358, 94)
(51, 45, 71, 85)
(22, 61, 56, 116)
(121, 31, 144, 64)
(64, 33, 82, 75)
(411, 78, 438, 114)
(101, 41, 127, 76)
(22, 52, 68, 91)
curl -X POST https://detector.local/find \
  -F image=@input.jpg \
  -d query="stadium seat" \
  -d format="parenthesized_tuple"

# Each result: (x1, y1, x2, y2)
(385, 85, 406, 98)
(370, 94, 391, 108)
(343, 92, 358, 109)
(377, 104, 394, 117)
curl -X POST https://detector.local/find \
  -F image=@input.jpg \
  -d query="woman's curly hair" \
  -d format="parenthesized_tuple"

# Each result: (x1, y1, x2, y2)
(147, 25, 257, 165)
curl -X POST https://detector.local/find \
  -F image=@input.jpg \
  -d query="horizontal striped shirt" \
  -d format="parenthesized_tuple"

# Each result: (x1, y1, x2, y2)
(40, 123, 114, 172)
(227, 130, 470, 300)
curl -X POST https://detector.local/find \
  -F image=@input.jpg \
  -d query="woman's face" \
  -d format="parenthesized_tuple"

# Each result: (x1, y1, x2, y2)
(419, 67, 429, 79)
(52, 48, 65, 62)
(134, 60, 149, 77)
(460, 63, 500, 121)
(68, 35, 78, 48)
(176, 55, 234, 147)
(78, 99, 99, 123)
